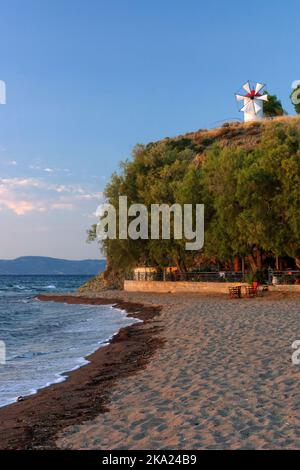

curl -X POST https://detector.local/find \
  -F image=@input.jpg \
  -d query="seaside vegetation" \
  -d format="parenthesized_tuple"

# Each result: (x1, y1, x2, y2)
(88, 116, 300, 284)
(263, 91, 286, 117)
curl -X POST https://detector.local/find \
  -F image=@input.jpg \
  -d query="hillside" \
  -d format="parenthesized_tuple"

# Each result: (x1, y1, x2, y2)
(87, 115, 300, 286)
(0, 257, 106, 275)
(164, 116, 294, 164)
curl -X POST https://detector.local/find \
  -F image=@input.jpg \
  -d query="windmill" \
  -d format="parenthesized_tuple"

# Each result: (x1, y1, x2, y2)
(236, 81, 268, 122)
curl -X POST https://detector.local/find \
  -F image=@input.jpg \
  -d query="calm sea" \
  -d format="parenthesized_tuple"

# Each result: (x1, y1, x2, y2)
(0, 275, 138, 407)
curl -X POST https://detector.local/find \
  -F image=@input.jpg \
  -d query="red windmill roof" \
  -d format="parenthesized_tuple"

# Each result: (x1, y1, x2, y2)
(246, 89, 261, 98)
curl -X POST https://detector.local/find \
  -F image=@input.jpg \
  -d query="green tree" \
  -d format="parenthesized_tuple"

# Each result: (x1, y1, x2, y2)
(89, 140, 205, 273)
(202, 120, 300, 271)
(263, 91, 286, 117)
(89, 118, 300, 278)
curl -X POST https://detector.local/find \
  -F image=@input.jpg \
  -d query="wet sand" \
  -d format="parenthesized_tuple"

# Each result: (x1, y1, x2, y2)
(1, 290, 300, 449)
(0, 295, 163, 449)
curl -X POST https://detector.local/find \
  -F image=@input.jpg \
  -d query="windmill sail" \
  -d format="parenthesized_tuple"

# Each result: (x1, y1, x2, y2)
(255, 82, 265, 94)
(242, 82, 251, 94)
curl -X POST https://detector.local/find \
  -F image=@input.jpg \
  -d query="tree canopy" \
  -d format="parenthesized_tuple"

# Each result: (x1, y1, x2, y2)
(263, 91, 286, 117)
(89, 118, 300, 275)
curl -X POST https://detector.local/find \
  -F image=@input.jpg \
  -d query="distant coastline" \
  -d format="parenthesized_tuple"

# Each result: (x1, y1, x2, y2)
(0, 256, 106, 275)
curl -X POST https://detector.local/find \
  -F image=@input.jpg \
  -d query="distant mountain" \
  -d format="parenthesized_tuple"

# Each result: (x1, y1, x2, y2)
(0, 257, 106, 275)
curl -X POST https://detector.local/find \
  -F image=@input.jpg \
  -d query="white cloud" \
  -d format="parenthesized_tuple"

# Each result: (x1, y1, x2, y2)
(0, 186, 46, 215)
(6, 201, 46, 215)
(0, 177, 42, 188)
(74, 192, 103, 201)
(29, 164, 70, 174)
(0, 176, 103, 216)
(51, 203, 74, 210)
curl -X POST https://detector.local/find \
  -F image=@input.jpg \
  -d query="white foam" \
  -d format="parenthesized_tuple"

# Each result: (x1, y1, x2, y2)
(0, 298, 140, 408)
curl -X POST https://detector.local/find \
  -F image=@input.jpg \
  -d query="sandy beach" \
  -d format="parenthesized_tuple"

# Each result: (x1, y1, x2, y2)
(1, 290, 300, 449)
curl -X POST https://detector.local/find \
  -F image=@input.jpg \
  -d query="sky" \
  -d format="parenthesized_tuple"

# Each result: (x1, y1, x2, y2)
(0, 0, 299, 260)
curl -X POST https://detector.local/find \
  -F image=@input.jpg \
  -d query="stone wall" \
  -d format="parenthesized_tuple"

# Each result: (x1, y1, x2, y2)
(124, 280, 300, 294)
(124, 280, 244, 294)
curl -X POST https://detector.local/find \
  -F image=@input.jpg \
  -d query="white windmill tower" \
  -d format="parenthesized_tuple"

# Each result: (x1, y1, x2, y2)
(236, 81, 268, 122)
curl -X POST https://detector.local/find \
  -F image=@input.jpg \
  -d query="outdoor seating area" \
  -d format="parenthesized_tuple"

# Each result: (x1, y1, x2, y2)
(228, 286, 242, 298)
(127, 268, 300, 296)
(228, 285, 268, 299)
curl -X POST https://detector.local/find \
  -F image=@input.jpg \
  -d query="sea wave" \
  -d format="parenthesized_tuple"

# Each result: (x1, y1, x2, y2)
(0, 276, 139, 408)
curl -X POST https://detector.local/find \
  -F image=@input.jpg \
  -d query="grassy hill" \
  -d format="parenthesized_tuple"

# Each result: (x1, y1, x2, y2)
(166, 116, 295, 163)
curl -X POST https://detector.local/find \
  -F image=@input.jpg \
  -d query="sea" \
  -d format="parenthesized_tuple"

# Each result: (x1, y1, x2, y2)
(0, 275, 139, 408)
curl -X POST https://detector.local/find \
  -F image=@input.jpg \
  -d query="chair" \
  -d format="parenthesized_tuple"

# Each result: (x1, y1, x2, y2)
(245, 286, 256, 298)
(256, 285, 268, 297)
(228, 286, 241, 299)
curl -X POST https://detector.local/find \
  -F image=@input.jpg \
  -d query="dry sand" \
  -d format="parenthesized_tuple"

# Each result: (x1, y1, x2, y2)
(54, 290, 300, 450)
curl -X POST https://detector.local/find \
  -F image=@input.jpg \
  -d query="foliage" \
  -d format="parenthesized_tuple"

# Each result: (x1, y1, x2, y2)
(263, 91, 286, 117)
(245, 270, 267, 285)
(90, 118, 300, 275)
(202, 120, 300, 270)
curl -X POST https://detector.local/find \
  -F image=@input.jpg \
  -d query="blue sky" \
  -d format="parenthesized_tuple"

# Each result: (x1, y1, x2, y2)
(0, 0, 299, 259)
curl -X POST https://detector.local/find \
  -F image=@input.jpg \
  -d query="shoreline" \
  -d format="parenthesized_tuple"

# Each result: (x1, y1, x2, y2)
(3, 290, 300, 449)
(0, 294, 163, 450)
(0, 298, 137, 410)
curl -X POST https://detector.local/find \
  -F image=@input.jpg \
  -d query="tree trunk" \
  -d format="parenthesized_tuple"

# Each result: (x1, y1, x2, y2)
(180, 260, 187, 273)
(174, 257, 187, 273)
(233, 256, 241, 272)
(256, 248, 262, 270)
(174, 259, 181, 272)
(247, 254, 257, 272)
(295, 258, 300, 270)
